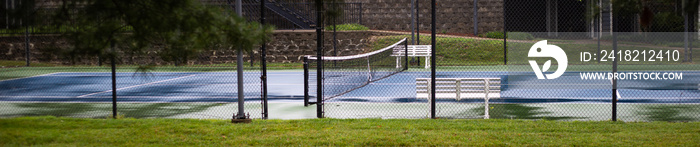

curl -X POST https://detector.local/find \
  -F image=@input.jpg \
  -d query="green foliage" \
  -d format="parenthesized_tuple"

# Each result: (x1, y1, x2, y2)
(53, 0, 274, 66)
(507, 32, 535, 40)
(371, 36, 504, 65)
(612, 0, 641, 16)
(325, 23, 369, 31)
(480, 32, 533, 40)
(651, 12, 685, 32)
(481, 31, 504, 39)
(0, 60, 55, 67)
(2, 117, 700, 146)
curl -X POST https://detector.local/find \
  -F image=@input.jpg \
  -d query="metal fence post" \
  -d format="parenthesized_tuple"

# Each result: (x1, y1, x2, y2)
(404, 38, 409, 70)
(503, 0, 507, 65)
(359, 3, 362, 25)
(316, 0, 324, 118)
(260, 0, 269, 119)
(110, 40, 117, 119)
(24, 26, 30, 67)
(303, 57, 309, 107)
(685, 11, 689, 62)
(416, 0, 421, 66)
(473, 0, 478, 36)
(430, 0, 436, 119)
(612, 14, 618, 121)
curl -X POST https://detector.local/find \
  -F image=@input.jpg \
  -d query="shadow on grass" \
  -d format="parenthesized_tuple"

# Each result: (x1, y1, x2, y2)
(0, 103, 225, 119)
(118, 103, 224, 118)
(467, 104, 583, 120)
(0, 103, 105, 118)
(636, 105, 699, 122)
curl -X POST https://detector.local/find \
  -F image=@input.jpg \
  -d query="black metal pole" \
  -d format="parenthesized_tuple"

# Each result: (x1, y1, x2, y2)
(260, 0, 268, 119)
(612, 15, 617, 122)
(404, 38, 409, 71)
(430, 0, 436, 119)
(685, 12, 689, 62)
(333, 1, 337, 57)
(416, 0, 420, 45)
(359, 3, 363, 25)
(316, 0, 324, 118)
(24, 26, 30, 67)
(416, 0, 421, 66)
(235, 0, 246, 120)
(503, 1, 507, 65)
(110, 41, 117, 119)
(303, 57, 310, 107)
(473, 0, 478, 36)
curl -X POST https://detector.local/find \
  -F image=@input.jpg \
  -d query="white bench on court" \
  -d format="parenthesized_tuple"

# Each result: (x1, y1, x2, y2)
(392, 45, 431, 69)
(416, 78, 501, 119)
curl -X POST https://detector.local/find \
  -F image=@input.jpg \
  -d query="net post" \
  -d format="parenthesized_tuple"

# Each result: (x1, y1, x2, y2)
(303, 56, 310, 107)
(404, 38, 409, 70)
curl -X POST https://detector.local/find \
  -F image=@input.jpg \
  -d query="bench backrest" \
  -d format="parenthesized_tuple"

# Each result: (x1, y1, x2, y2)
(416, 78, 500, 99)
(393, 45, 431, 57)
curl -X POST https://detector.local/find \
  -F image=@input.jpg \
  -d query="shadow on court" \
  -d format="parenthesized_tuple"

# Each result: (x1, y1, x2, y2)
(0, 103, 224, 118)
(636, 105, 699, 122)
(466, 104, 583, 120)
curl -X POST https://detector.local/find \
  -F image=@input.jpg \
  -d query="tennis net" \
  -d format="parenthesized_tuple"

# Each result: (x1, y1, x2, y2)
(304, 38, 409, 102)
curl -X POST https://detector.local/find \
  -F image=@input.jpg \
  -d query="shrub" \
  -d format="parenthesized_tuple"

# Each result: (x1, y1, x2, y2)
(325, 23, 369, 31)
(482, 31, 504, 39)
(481, 32, 533, 40)
(507, 32, 534, 40)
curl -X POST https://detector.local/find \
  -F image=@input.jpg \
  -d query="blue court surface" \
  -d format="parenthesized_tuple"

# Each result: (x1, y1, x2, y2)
(0, 72, 305, 102)
(1, 71, 700, 103)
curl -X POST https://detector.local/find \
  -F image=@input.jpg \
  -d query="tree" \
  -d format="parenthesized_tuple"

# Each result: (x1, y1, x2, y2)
(53, 0, 273, 67)
(324, 0, 344, 57)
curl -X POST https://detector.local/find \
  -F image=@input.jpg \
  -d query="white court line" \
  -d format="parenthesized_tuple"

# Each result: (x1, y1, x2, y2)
(76, 74, 196, 98)
(149, 83, 303, 86)
(46, 73, 301, 76)
(0, 95, 257, 99)
(0, 72, 62, 82)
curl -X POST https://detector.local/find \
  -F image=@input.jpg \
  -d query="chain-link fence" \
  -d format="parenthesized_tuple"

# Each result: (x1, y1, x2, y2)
(305, 0, 700, 121)
(1, 0, 267, 119)
(2, 0, 699, 121)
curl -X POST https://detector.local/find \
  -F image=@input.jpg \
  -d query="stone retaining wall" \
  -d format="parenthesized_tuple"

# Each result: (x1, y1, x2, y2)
(347, 0, 504, 35)
(0, 30, 370, 65)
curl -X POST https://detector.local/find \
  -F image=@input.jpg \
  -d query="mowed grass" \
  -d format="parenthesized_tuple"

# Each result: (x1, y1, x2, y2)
(370, 35, 504, 66)
(1, 117, 700, 146)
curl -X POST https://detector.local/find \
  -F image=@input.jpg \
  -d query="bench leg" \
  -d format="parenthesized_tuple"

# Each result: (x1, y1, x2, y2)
(425, 56, 430, 69)
(396, 57, 400, 68)
(485, 98, 490, 119)
(484, 79, 490, 119)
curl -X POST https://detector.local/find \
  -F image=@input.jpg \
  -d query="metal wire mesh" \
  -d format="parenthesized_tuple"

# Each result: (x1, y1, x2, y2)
(0, 0, 267, 119)
(2, 0, 699, 121)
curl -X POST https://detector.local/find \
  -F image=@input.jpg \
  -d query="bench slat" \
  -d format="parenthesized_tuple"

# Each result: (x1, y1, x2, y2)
(416, 78, 501, 100)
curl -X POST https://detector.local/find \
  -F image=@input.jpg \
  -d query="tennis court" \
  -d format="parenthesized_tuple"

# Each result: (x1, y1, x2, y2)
(3, 68, 700, 120)
(0, 71, 305, 102)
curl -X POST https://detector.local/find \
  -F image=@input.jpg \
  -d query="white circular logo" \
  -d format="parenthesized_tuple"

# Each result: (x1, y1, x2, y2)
(528, 40, 567, 79)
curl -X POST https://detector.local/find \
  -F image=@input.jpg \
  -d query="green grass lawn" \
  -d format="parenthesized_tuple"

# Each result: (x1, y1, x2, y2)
(1, 116, 699, 146)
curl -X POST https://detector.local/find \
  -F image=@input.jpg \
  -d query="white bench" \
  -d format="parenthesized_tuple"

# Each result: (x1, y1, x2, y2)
(416, 78, 501, 119)
(392, 45, 431, 69)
